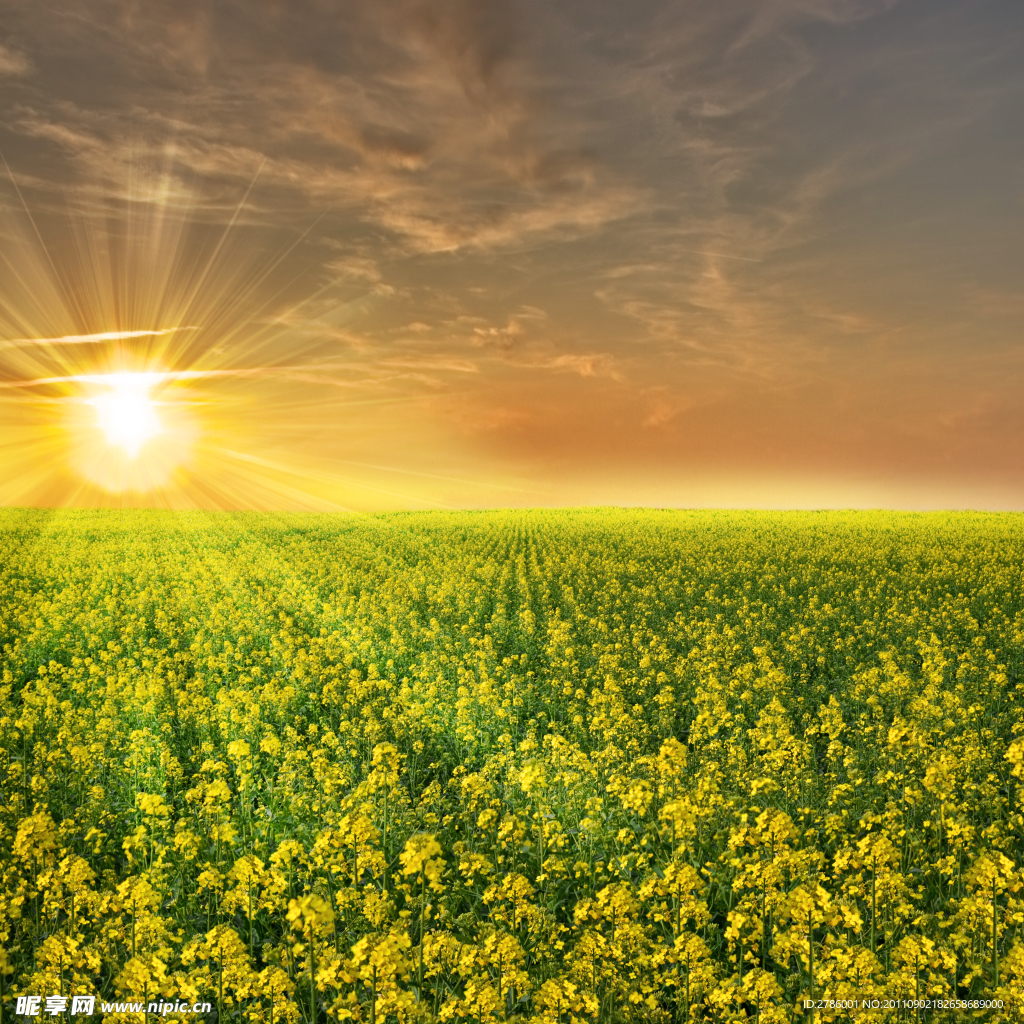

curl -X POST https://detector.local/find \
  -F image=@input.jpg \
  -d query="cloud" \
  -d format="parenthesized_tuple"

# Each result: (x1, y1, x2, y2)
(0, 45, 31, 77)
(503, 351, 622, 382)
(0, 362, 414, 391)
(382, 356, 478, 374)
(640, 390, 688, 428)
(1, 0, 1021, 511)
(1, 328, 193, 348)
(545, 353, 621, 380)
(324, 255, 384, 285)
(0, 0, 641, 257)
(472, 318, 524, 350)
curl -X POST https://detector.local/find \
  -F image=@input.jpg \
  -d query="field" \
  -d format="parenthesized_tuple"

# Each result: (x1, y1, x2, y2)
(1, 508, 1023, 1023)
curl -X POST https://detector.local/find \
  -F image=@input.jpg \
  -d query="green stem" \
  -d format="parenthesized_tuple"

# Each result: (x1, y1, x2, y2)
(808, 910, 814, 1008)
(685, 951, 691, 1023)
(309, 920, 316, 1024)
(419, 875, 425, 997)
(871, 858, 876, 965)
(993, 875, 999, 989)
(382, 790, 388, 892)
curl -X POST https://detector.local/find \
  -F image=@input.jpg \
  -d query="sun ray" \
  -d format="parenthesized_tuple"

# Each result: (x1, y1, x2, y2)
(0, 146, 502, 511)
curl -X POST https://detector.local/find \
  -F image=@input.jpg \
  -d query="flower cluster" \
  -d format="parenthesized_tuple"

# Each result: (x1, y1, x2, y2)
(1, 508, 1023, 1023)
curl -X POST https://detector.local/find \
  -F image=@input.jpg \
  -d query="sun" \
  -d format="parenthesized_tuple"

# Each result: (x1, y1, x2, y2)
(89, 373, 163, 458)
(62, 369, 198, 496)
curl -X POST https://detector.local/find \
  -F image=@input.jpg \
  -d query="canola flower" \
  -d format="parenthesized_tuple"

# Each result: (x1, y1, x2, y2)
(1, 508, 1024, 1023)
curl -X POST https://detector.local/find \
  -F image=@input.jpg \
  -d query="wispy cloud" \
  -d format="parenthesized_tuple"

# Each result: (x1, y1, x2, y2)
(1, 328, 195, 348)
(1, 0, 1022, 506)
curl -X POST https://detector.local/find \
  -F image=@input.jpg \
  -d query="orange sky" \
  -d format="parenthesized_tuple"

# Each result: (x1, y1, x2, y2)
(0, 0, 1022, 510)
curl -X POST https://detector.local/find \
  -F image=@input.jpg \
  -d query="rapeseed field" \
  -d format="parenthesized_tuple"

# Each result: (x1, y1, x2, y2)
(1, 508, 1022, 1023)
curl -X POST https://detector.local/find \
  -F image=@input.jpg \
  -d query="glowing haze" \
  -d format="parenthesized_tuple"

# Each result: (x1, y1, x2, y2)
(0, 0, 1021, 510)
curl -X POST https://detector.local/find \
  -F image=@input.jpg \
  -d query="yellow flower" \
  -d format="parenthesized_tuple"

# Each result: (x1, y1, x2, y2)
(287, 895, 335, 931)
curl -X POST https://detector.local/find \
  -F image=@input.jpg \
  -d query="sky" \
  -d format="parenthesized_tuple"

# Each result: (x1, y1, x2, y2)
(0, 0, 1022, 510)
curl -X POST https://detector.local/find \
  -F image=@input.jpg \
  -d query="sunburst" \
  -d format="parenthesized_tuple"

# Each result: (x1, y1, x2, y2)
(0, 154, 331, 508)
(88, 373, 163, 458)
(0, 153, 512, 511)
